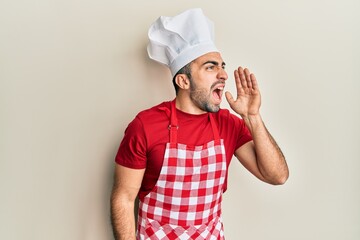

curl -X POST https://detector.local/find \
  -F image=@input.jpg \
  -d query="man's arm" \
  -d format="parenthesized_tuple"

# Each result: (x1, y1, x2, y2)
(111, 164, 145, 240)
(235, 118, 288, 185)
(225, 67, 289, 185)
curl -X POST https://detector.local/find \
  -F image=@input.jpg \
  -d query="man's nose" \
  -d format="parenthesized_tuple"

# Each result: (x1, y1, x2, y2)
(218, 67, 228, 81)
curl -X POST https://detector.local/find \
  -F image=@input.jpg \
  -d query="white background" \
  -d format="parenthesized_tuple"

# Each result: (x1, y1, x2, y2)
(1, 0, 359, 239)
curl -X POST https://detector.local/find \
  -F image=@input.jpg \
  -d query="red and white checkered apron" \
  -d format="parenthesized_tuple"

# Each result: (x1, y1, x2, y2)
(137, 100, 227, 240)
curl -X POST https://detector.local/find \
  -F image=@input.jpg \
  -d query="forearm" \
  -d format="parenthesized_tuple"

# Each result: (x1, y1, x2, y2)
(242, 114, 289, 184)
(111, 193, 137, 240)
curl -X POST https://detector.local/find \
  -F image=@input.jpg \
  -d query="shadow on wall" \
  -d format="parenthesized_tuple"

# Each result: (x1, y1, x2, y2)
(140, 45, 175, 101)
(107, 40, 174, 238)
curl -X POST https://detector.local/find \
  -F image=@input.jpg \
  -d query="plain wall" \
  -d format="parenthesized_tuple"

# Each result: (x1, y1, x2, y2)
(1, 0, 359, 239)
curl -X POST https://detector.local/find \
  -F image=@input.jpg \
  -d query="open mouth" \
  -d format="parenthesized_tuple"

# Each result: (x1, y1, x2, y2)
(212, 86, 224, 103)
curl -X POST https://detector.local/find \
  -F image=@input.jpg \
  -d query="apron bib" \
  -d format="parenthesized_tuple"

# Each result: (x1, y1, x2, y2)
(137, 100, 227, 240)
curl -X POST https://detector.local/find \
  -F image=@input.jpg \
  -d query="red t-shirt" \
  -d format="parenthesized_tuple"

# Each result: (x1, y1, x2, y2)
(115, 101, 252, 199)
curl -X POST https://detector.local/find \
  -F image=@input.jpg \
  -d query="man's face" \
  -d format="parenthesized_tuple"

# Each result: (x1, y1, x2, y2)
(189, 52, 228, 113)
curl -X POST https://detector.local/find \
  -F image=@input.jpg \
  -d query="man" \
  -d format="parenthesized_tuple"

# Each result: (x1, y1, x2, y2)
(111, 8, 289, 240)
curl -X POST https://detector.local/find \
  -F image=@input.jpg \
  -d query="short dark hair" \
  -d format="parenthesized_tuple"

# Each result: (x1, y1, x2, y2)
(172, 62, 192, 94)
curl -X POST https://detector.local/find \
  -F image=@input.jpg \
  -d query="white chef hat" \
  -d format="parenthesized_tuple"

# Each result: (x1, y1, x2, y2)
(147, 8, 219, 77)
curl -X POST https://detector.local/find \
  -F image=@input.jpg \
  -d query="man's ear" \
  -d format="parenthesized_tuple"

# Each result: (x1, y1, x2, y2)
(175, 74, 190, 90)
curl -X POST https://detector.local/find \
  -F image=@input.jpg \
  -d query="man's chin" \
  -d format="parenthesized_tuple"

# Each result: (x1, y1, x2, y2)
(205, 104, 220, 113)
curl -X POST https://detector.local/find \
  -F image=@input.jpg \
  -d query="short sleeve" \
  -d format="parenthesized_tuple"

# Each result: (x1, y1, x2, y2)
(235, 118, 253, 150)
(115, 116, 147, 169)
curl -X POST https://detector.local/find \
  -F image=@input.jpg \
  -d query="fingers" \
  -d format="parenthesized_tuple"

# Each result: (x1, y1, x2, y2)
(244, 68, 253, 89)
(234, 66, 258, 92)
(233, 68, 244, 95)
(250, 73, 258, 91)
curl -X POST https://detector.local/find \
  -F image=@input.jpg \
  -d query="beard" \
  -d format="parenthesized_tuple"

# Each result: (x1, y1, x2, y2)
(189, 81, 221, 113)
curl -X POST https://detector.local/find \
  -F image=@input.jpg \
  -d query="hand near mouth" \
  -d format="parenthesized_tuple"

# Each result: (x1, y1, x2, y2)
(225, 67, 261, 119)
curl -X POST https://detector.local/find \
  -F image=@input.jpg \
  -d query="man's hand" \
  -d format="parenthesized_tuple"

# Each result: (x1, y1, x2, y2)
(225, 67, 261, 118)
(227, 67, 289, 185)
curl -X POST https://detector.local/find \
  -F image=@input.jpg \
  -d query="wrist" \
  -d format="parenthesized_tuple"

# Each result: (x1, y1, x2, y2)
(241, 114, 263, 131)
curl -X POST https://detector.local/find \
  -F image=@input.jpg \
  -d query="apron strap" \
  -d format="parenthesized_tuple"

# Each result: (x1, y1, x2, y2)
(169, 100, 179, 144)
(170, 99, 220, 143)
(209, 113, 220, 141)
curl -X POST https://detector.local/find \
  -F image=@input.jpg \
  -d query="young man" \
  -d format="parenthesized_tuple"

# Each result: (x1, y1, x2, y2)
(111, 8, 289, 240)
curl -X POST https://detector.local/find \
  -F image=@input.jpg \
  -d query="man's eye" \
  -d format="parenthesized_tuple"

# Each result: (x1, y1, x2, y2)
(206, 65, 215, 70)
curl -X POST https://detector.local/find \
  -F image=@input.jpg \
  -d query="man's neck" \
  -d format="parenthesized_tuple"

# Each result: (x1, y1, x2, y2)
(175, 95, 206, 115)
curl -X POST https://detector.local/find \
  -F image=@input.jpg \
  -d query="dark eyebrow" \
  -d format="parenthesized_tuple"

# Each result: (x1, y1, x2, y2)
(202, 61, 226, 67)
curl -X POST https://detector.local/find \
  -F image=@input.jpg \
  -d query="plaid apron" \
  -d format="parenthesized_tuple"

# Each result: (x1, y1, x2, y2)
(137, 100, 227, 240)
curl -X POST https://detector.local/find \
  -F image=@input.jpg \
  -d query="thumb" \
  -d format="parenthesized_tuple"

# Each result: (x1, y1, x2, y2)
(225, 91, 234, 105)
